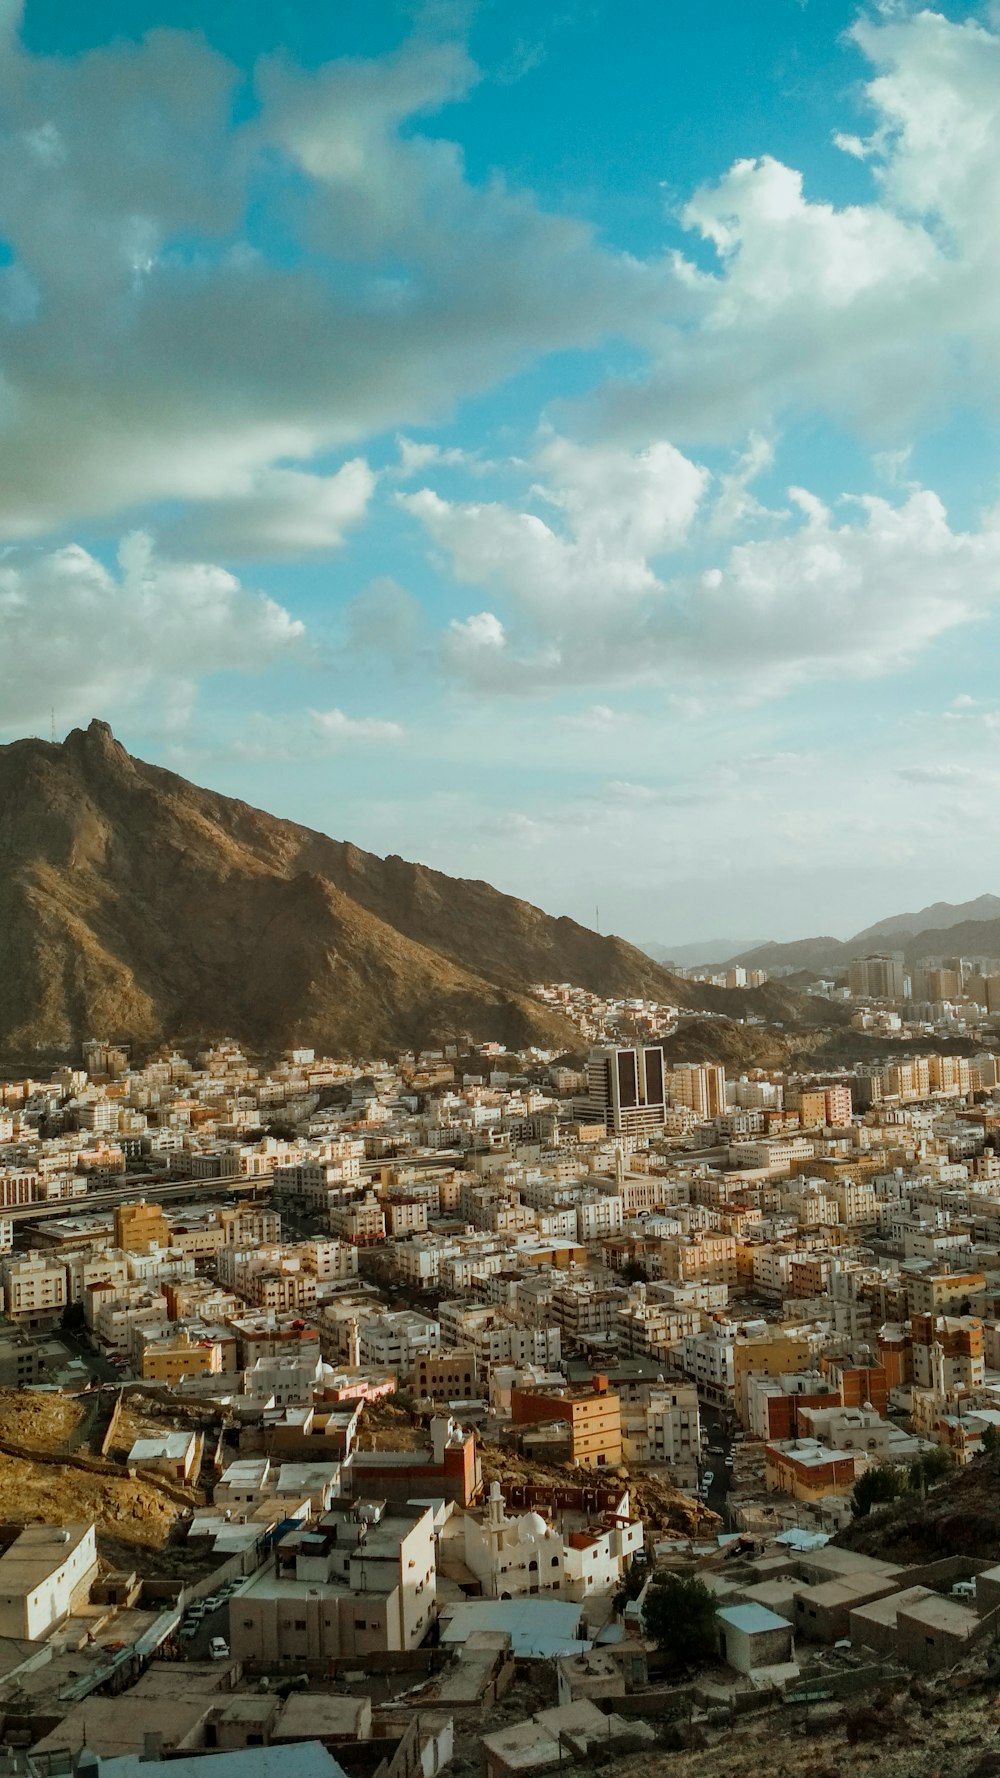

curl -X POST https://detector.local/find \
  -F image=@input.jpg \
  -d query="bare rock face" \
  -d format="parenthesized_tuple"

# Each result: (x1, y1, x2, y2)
(0, 720, 700, 1058)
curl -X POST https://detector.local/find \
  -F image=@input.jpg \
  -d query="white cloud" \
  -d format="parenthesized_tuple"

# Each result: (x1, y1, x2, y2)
(0, 531, 305, 736)
(0, 24, 665, 541)
(898, 763, 984, 785)
(165, 459, 376, 560)
(310, 708, 403, 743)
(228, 706, 404, 762)
(591, 10, 1000, 444)
(402, 434, 708, 662)
(706, 433, 784, 539)
(342, 576, 427, 665)
(404, 449, 1000, 694)
(394, 436, 497, 479)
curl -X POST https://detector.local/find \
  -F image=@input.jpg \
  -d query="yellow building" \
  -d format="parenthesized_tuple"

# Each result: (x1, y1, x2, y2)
(140, 1330, 224, 1384)
(114, 1200, 169, 1253)
(733, 1328, 822, 1428)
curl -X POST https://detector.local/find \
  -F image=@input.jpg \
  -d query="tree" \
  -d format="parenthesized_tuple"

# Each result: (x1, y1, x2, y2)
(982, 1423, 1000, 1458)
(851, 1463, 907, 1517)
(908, 1446, 954, 1491)
(641, 1572, 718, 1671)
(612, 1556, 648, 1614)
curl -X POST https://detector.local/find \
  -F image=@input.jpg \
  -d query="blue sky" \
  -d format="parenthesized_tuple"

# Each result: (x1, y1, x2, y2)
(3, 0, 1000, 948)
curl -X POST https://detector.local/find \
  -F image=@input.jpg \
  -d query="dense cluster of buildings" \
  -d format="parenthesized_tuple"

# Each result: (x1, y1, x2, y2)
(3, 1021, 1000, 1763)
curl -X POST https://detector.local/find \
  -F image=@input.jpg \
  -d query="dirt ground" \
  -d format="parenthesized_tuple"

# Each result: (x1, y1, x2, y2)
(479, 1443, 717, 1540)
(0, 1387, 209, 1573)
(0, 1388, 86, 1449)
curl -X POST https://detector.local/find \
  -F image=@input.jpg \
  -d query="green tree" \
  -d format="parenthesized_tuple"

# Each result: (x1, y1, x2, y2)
(908, 1446, 954, 1490)
(982, 1423, 1000, 1458)
(851, 1463, 907, 1518)
(612, 1557, 648, 1614)
(641, 1572, 718, 1671)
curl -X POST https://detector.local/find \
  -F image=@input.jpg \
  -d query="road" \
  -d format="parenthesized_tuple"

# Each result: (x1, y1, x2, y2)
(699, 1404, 734, 1527)
(176, 1589, 234, 1661)
(11, 1149, 465, 1227)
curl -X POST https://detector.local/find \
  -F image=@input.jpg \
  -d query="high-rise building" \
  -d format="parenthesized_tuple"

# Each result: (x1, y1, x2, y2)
(847, 953, 905, 999)
(575, 1045, 667, 1136)
(667, 1062, 727, 1120)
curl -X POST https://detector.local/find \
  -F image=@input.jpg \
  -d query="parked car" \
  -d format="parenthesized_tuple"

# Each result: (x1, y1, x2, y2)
(179, 1624, 199, 1641)
(209, 1637, 230, 1661)
(702, 1470, 715, 1489)
(202, 1594, 224, 1613)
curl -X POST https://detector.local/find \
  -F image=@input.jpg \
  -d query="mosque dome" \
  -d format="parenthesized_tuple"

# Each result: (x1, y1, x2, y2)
(517, 1511, 548, 1541)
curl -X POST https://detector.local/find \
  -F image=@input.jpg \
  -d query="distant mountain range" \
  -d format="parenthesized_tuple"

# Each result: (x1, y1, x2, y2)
(645, 894, 1000, 977)
(641, 938, 763, 968)
(0, 721, 829, 1058)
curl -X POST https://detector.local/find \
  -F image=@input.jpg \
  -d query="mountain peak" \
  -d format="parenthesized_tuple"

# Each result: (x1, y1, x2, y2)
(63, 719, 134, 774)
(0, 724, 694, 1057)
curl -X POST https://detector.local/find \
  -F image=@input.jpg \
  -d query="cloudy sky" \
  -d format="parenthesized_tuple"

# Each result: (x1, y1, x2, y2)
(3, 0, 1000, 949)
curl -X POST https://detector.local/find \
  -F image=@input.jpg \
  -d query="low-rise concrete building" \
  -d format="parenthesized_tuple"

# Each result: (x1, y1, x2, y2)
(715, 1602, 795, 1674)
(0, 1522, 99, 1641)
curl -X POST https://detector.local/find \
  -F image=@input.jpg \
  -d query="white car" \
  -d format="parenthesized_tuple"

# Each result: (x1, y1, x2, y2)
(209, 1637, 230, 1661)
(702, 1470, 715, 1488)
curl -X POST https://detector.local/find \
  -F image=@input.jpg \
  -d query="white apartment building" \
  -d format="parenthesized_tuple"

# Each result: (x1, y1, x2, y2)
(438, 1301, 564, 1370)
(1, 1254, 67, 1324)
(359, 1310, 440, 1376)
(328, 1195, 387, 1244)
(576, 1194, 624, 1243)
(675, 1326, 736, 1398)
(229, 1503, 436, 1664)
(621, 1385, 701, 1482)
(0, 1524, 99, 1641)
(299, 1239, 358, 1281)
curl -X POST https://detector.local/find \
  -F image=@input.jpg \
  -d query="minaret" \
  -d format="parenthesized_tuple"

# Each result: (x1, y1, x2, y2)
(486, 1481, 507, 1598)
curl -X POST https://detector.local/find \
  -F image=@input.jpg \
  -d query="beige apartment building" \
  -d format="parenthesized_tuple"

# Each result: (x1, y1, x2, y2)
(1, 1254, 67, 1325)
(0, 1523, 99, 1641)
(229, 1503, 436, 1664)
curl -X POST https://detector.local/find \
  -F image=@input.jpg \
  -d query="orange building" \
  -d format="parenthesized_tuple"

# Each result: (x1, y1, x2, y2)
(114, 1199, 169, 1252)
(510, 1379, 623, 1468)
(820, 1357, 888, 1418)
(141, 1331, 224, 1384)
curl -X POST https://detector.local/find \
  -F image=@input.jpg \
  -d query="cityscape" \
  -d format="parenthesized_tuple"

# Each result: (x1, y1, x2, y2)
(3, 963, 1000, 1771)
(5, 0, 1000, 1776)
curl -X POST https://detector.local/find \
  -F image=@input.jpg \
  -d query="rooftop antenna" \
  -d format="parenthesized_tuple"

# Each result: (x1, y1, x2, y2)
(50, 708, 55, 744)
(595, 905, 601, 935)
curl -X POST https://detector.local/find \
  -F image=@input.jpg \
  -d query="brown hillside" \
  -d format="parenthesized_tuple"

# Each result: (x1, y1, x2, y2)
(0, 720, 749, 1058)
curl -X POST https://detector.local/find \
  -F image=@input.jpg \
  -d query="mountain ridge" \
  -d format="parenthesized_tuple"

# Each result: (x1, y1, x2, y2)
(0, 720, 825, 1059)
(647, 894, 1000, 976)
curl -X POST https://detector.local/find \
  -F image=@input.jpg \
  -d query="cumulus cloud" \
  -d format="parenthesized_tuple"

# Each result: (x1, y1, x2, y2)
(403, 440, 1000, 694)
(342, 576, 428, 666)
(401, 434, 708, 649)
(164, 460, 377, 560)
(589, 10, 1000, 444)
(0, 531, 305, 736)
(0, 23, 665, 541)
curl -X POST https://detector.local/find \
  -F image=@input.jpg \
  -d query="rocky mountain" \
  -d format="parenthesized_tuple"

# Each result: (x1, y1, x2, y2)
(851, 893, 1000, 950)
(717, 894, 1000, 976)
(641, 937, 762, 968)
(0, 720, 792, 1060)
